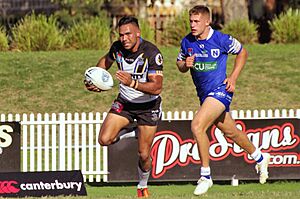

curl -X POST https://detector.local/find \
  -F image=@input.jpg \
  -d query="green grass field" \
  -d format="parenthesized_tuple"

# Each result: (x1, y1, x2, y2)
(0, 44, 299, 114)
(9, 182, 299, 199)
(84, 182, 300, 199)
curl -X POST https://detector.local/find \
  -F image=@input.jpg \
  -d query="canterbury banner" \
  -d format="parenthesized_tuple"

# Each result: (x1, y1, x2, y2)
(108, 119, 300, 182)
(0, 171, 87, 197)
(0, 122, 20, 172)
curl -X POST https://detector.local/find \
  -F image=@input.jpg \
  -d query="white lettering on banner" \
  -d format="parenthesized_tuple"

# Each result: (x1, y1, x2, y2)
(0, 125, 13, 148)
(151, 131, 199, 178)
(151, 121, 300, 178)
(20, 180, 82, 192)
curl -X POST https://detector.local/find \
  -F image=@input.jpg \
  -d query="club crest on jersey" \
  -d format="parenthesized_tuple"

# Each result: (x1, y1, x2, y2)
(211, 49, 220, 58)
(115, 51, 123, 63)
(155, 53, 163, 65)
(187, 48, 193, 56)
(137, 57, 144, 66)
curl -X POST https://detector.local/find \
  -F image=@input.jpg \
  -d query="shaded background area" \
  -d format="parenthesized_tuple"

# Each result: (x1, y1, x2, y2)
(0, 0, 299, 44)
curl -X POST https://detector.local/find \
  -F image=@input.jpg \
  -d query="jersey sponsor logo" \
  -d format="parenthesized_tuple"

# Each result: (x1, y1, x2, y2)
(193, 61, 217, 72)
(0, 181, 20, 194)
(211, 49, 220, 58)
(155, 53, 163, 66)
(199, 44, 205, 48)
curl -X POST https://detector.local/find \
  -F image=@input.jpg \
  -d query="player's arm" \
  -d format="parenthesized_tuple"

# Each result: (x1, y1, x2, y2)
(137, 73, 163, 95)
(176, 54, 195, 73)
(116, 71, 163, 95)
(224, 47, 248, 92)
(96, 53, 114, 70)
(176, 60, 190, 73)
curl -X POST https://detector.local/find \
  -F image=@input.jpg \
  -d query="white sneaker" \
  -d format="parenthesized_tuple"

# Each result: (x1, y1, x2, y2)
(193, 176, 213, 196)
(255, 153, 271, 184)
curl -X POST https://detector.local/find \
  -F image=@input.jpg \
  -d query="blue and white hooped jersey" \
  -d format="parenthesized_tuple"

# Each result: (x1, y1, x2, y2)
(177, 28, 242, 98)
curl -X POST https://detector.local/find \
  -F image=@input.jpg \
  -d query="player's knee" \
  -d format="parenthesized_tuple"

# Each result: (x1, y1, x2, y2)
(98, 135, 113, 146)
(191, 121, 207, 137)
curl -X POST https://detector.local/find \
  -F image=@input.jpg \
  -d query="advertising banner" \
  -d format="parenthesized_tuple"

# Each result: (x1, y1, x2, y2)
(0, 122, 20, 172)
(108, 119, 300, 182)
(0, 170, 87, 197)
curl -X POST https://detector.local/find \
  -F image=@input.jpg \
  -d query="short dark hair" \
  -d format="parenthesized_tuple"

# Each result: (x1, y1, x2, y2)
(189, 5, 210, 16)
(118, 16, 139, 28)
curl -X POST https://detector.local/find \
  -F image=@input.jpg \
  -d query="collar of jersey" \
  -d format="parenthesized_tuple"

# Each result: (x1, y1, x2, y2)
(195, 26, 214, 41)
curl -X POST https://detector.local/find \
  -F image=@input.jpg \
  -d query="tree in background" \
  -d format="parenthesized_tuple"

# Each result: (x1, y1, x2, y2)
(221, 0, 248, 24)
(51, 0, 108, 28)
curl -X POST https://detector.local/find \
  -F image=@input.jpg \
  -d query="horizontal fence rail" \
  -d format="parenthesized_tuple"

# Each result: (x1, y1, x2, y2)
(1, 109, 299, 182)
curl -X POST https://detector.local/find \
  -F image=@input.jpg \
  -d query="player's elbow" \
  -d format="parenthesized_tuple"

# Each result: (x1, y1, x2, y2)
(152, 87, 162, 95)
(178, 67, 189, 73)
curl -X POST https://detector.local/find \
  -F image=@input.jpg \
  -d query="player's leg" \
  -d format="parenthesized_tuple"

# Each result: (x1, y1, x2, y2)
(111, 121, 138, 144)
(192, 97, 225, 195)
(136, 125, 157, 197)
(98, 112, 130, 146)
(214, 112, 271, 184)
(136, 97, 162, 197)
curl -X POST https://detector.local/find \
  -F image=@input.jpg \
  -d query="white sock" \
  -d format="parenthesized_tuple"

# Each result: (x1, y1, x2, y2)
(200, 167, 211, 177)
(137, 165, 150, 188)
(251, 149, 264, 163)
(119, 130, 136, 140)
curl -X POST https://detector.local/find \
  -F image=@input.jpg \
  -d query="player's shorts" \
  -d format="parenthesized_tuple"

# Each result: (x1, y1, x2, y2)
(200, 84, 233, 112)
(109, 94, 162, 126)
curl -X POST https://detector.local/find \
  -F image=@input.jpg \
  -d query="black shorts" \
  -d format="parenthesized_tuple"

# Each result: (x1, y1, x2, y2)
(109, 95, 162, 126)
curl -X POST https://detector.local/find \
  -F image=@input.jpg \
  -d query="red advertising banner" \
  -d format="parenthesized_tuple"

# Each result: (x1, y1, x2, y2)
(108, 119, 300, 182)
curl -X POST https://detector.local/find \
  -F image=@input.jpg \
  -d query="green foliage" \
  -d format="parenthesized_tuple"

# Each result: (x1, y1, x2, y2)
(0, 27, 8, 51)
(269, 9, 300, 43)
(65, 16, 111, 50)
(222, 19, 258, 44)
(52, 0, 107, 28)
(139, 18, 156, 44)
(11, 13, 65, 51)
(162, 10, 190, 46)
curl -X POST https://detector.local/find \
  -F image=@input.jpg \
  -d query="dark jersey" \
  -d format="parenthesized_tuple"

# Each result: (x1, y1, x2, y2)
(108, 39, 163, 103)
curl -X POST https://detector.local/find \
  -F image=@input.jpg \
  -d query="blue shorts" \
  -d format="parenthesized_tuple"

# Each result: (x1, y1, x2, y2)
(200, 84, 233, 112)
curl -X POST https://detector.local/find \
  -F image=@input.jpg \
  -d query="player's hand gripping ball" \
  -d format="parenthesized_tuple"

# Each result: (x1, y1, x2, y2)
(84, 67, 114, 91)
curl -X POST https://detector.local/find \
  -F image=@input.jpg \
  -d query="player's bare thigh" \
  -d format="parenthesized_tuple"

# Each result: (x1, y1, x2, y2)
(98, 113, 130, 145)
(214, 111, 237, 135)
(192, 97, 226, 133)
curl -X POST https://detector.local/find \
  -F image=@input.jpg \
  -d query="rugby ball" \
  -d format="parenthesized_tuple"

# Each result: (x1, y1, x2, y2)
(84, 67, 114, 90)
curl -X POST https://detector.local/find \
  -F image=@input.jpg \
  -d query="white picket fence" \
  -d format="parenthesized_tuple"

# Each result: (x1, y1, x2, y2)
(1, 109, 300, 182)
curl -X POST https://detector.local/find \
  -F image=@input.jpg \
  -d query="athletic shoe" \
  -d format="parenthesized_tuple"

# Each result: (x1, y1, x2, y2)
(255, 153, 271, 184)
(137, 187, 149, 198)
(112, 125, 138, 144)
(193, 176, 213, 196)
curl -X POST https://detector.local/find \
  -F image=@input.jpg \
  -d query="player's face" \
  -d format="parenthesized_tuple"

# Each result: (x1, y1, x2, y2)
(119, 23, 141, 51)
(189, 13, 210, 38)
